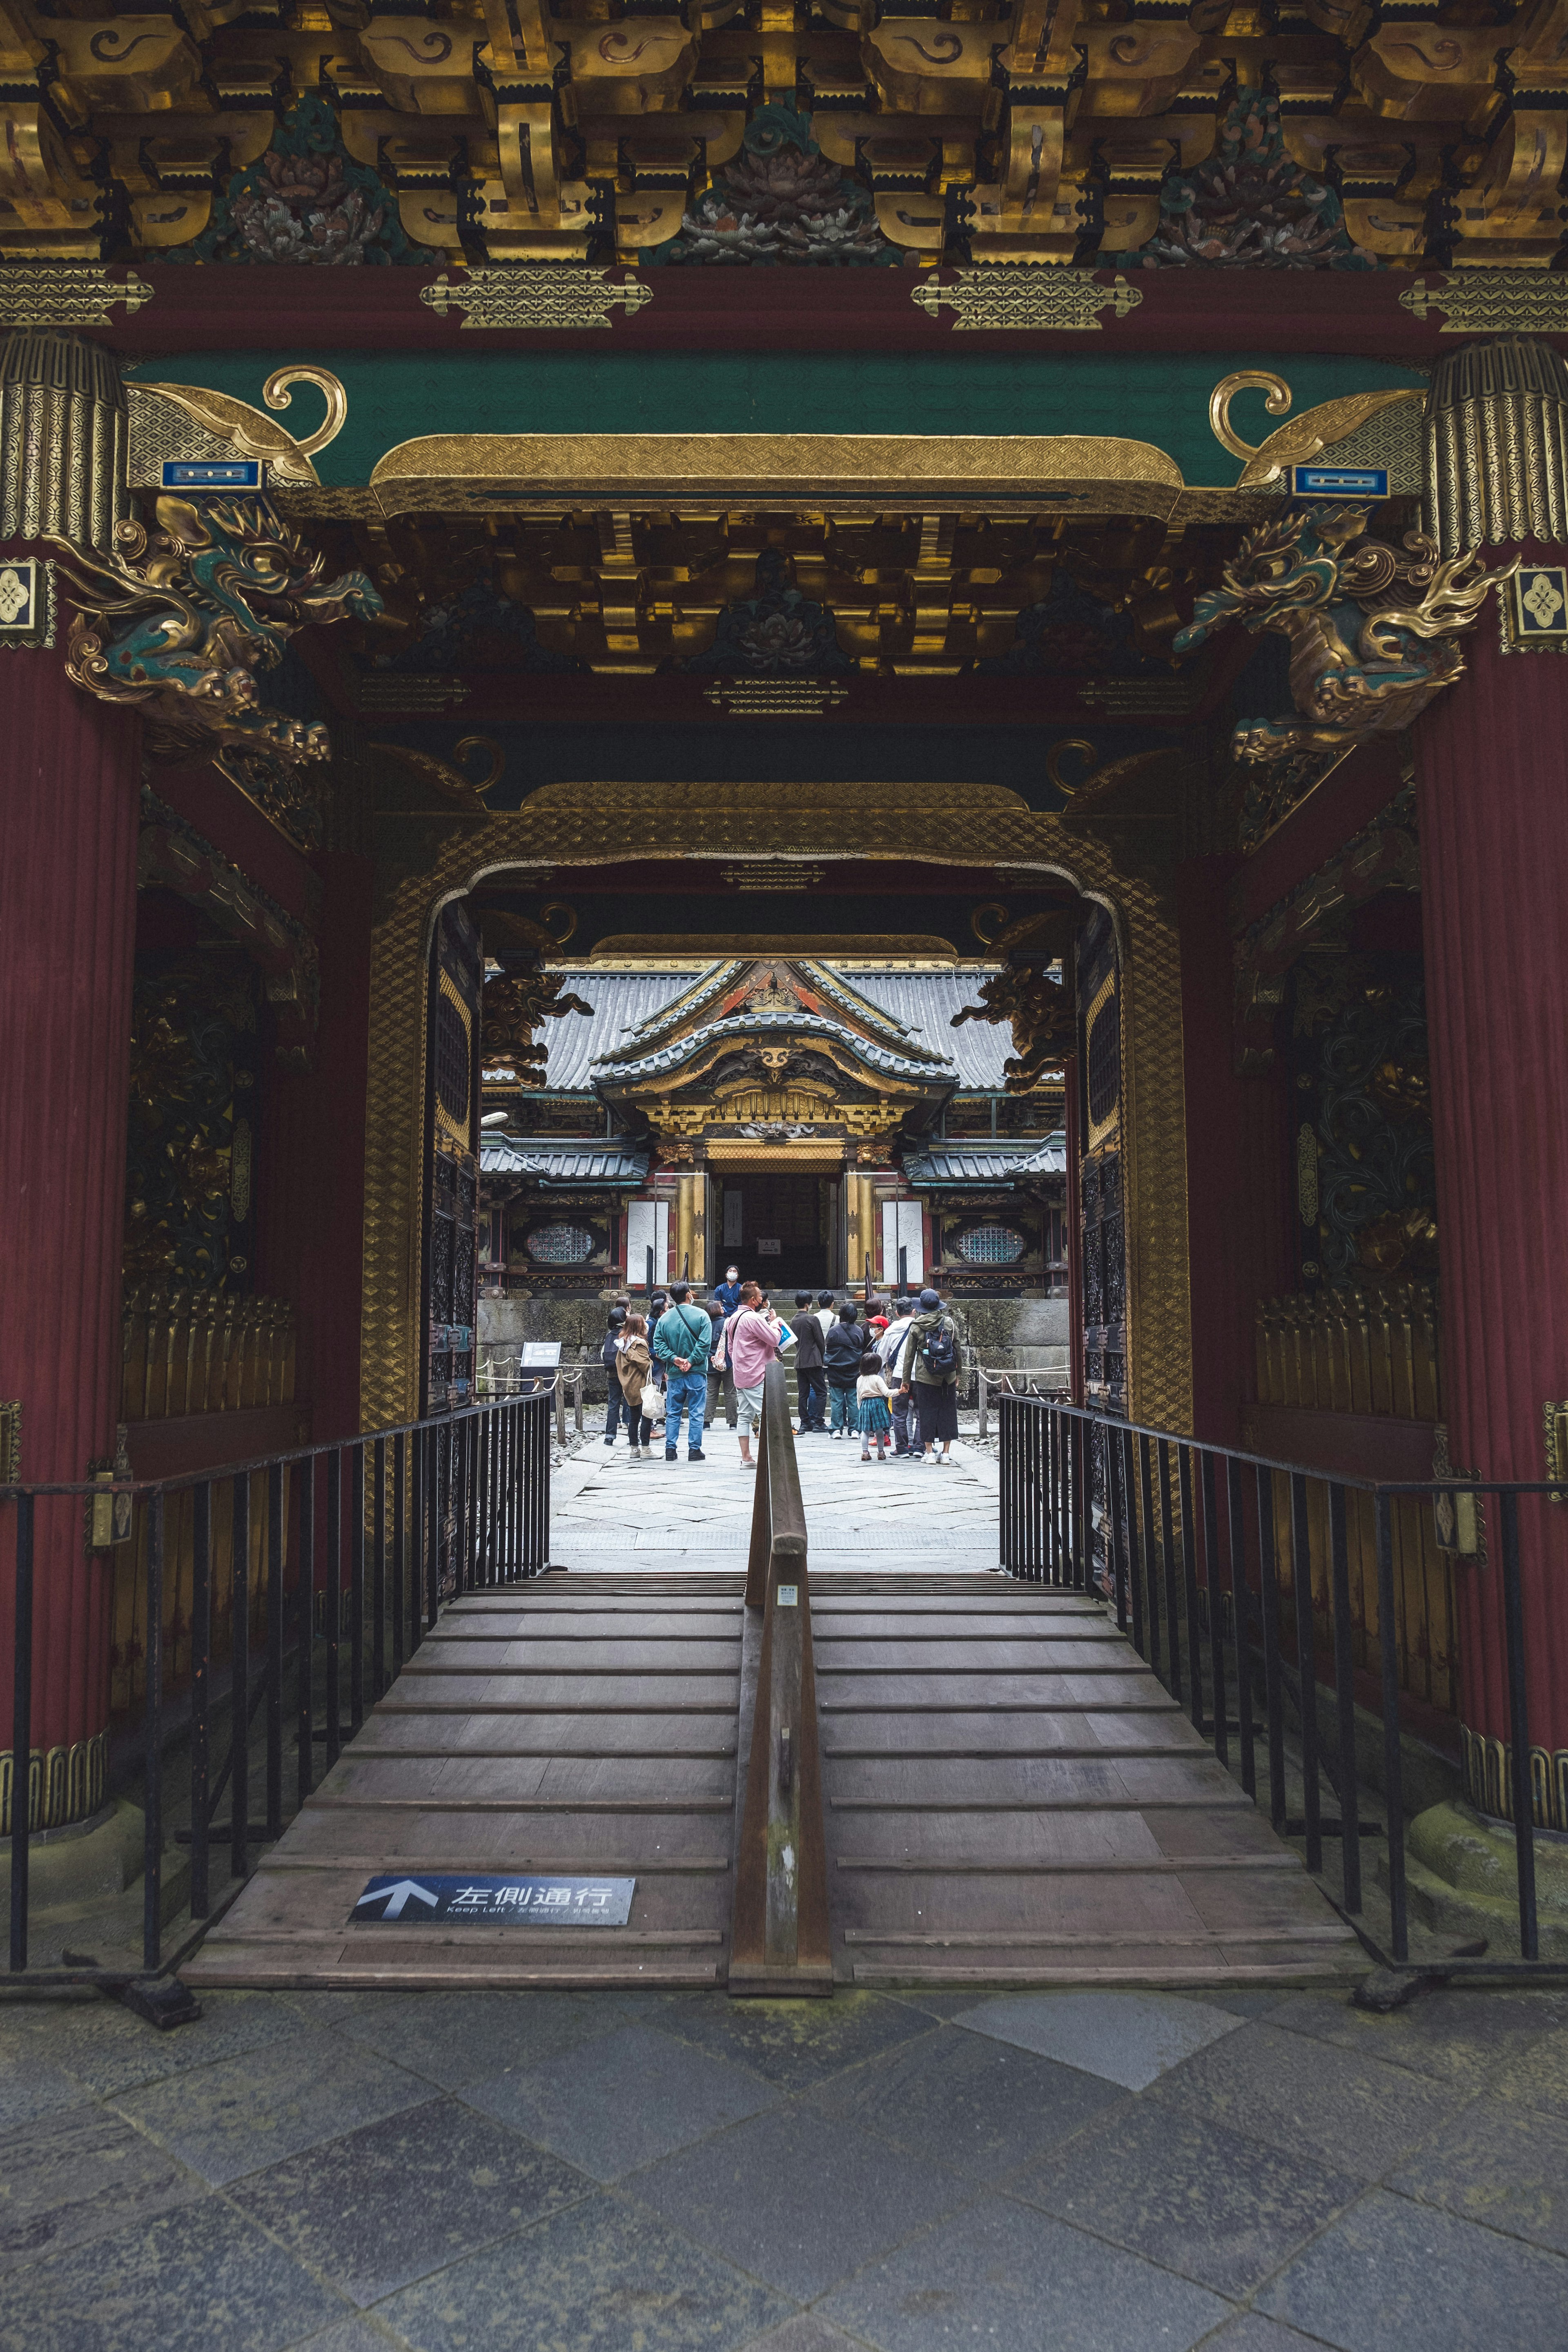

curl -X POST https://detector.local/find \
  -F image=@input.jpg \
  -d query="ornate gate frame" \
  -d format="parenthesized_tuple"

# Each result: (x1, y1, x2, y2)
(359, 781, 1193, 1438)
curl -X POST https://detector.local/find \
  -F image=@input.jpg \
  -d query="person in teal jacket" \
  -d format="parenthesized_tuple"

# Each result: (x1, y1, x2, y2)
(652, 1281, 714, 1462)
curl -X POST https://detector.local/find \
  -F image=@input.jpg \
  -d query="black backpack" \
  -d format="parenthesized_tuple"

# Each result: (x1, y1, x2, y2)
(601, 1329, 622, 1368)
(919, 1319, 958, 1380)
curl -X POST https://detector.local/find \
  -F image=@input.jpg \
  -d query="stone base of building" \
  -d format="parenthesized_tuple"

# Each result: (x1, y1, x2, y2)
(0, 1797, 150, 1911)
(1380, 1799, 1568, 1960)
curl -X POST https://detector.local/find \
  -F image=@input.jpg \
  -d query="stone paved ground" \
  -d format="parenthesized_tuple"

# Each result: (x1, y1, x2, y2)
(1, 1976, 1564, 2352)
(552, 1424, 1003, 1571)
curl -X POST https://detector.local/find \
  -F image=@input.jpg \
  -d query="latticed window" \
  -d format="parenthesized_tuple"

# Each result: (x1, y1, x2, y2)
(435, 991, 470, 1129)
(955, 1224, 1025, 1265)
(1087, 992, 1120, 1129)
(526, 1224, 596, 1265)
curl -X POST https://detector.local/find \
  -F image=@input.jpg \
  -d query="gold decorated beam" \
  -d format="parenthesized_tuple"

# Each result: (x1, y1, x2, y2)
(0, 0, 1565, 270)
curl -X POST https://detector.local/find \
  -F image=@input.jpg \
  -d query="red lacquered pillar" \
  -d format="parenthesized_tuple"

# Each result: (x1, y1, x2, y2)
(1414, 336, 1568, 1829)
(0, 330, 139, 1831)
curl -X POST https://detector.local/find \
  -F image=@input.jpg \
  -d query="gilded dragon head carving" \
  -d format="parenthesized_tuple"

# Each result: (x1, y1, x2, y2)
(1174, 505, 1514, 848)
(952, 962, 1074, 1095)
(482, 970, 595, 1079)
(50, 494, 383, 764)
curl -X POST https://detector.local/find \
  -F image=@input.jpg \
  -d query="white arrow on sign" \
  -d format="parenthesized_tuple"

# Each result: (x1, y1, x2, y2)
(355, 1878, 439, 1919)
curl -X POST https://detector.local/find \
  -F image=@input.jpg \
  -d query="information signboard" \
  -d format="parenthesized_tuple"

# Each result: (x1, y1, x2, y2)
(353, 1874, 635, 1924)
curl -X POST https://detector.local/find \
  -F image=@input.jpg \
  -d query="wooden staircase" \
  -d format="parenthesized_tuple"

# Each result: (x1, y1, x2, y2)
(811, 1575, 1361, 1986)
(184, 1575, 748, 1989)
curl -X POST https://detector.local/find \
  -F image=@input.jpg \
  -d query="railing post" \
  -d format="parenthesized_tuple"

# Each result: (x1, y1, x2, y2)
(143, 1490, 165, 1972)
(731, 1361, 831, 1995)
(1256, 1464, 1288, 1833)
(350, 1444, 366, 1733)
(1326, 1481, 1361, 1910)
(9, 1494, 33, 1972)
(296, 1455, 315, 1813)
(555, 1371, 566, 1447)
(325, 1450, 342, 1764)
(977, 1368, 988, 1442)
(266, 1462, 285, 1845)
(230, 1473, 251, 1881)
(1373, 1491, 1409, 1961)
(1289, 1471, 1323, 1872)
(190, 1479, 212, 1917)
(1499, 1490, 1540, 1961)
(373, 1434, 387, 1693)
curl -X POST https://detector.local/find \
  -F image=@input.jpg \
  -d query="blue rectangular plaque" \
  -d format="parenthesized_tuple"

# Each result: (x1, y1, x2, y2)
(160, 459, 264, 490)
(1290, 464, 1390, 500)
(353, 1873, 635, 1925)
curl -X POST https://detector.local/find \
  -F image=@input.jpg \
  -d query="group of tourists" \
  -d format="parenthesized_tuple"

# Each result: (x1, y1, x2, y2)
(599, 1264, 962, 1468)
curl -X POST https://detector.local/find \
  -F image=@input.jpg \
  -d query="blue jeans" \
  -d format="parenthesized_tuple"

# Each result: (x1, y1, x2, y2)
(664, 1366, 707, 1453)
(829, 1383, 858, 1434)
(604, 1384, 626, 1442)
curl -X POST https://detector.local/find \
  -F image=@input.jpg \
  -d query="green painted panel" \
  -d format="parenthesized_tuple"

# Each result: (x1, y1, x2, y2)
(126, 347, 1426, 489)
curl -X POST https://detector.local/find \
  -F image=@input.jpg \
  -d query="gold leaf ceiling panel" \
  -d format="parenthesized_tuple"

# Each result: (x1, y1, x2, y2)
(1, 2, 1565, 272)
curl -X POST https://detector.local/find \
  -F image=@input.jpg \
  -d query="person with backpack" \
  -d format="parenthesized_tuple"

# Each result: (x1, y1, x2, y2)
(824, 1299, 864, 1439)
(790, 1289, 827, 1434)
(897, 1287, 962, 1464)
(600, 1303, 629, 1446)
(651, 1279, 713, 1462)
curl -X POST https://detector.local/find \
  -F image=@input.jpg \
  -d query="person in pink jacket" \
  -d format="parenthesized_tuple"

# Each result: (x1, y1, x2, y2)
(717, 1279, 783, 1468)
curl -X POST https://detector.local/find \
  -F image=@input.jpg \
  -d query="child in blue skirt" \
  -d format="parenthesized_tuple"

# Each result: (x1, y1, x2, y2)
(856, 1349, 894, 1462)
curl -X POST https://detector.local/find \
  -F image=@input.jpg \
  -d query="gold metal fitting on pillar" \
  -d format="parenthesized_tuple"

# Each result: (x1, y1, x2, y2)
(0, 329, 128, 552)
(1425, 337, 1568, 559)
(1543, 1400, 1568, 1503)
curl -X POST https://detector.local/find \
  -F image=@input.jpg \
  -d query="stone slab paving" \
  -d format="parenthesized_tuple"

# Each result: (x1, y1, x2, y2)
(552, 1429, 1002, 1575)
(1, 1976, 1563, 2351)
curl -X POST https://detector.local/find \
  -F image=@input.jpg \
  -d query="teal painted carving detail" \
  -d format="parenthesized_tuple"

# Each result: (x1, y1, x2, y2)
(50, 494, 383, 764)
(647, 99, 903, 267)
(1123, 85, 1376, 272)
(1174, 508, 1506, 847)
(170, 92, 435, 267)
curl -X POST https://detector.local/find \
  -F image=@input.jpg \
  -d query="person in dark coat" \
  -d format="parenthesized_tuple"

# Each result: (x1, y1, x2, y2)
(601, 1303, 628, 1445)
(824, 1300, 864, 1439)
(897, 1287, 962, 1463)
(705, 1296, 737, 1431)
(791, 1289, 827, 1434)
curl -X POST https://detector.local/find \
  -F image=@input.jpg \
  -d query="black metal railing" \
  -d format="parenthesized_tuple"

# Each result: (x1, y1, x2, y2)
(1, 1391, 552, 1990)
(998, 1393, 1560, 1975)
(732, 1361, 831, 1995)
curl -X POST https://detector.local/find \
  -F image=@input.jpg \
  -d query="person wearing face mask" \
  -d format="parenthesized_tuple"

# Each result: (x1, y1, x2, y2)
(710, 1264, 744, 1318)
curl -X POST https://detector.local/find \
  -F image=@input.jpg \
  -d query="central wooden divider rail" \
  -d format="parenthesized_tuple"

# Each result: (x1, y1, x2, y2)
(728, 1362, 833, 1997)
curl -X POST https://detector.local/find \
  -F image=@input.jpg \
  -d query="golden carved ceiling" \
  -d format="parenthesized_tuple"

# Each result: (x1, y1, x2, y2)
(3, 0, 1566, 271)
(333, 506, 1237, 681)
